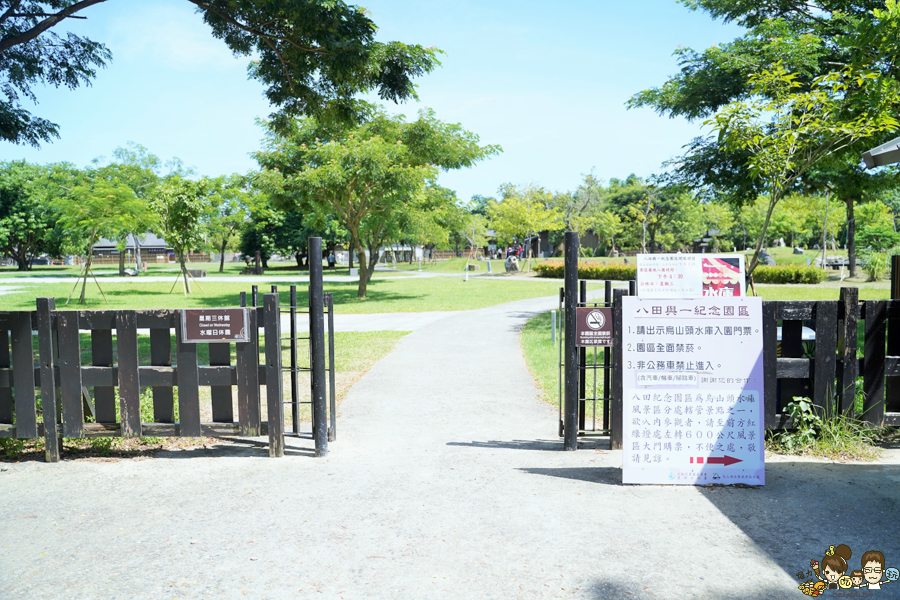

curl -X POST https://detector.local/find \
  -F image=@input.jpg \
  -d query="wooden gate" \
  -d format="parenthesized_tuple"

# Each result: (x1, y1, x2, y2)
(605, 286, 900, 449)
(0, 288, 335, 462)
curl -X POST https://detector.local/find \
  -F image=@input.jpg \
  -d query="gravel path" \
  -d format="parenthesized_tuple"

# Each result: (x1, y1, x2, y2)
(1, 293, 899, 599)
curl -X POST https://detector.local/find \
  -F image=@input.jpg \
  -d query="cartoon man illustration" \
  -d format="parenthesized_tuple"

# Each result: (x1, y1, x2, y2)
(860, 550, 897, 590)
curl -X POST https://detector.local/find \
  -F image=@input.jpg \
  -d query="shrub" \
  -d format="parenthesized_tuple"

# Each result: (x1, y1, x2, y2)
(860, 251, 888, 282)
(533, 261, 637, 280)
(752, 264, 827, 284)
(767, 397, 884, 460)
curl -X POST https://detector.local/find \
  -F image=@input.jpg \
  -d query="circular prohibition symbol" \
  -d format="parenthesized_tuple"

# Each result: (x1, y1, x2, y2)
(586, 309, 606, 330)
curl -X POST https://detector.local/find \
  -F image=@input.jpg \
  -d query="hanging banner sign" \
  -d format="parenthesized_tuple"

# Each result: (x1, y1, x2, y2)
(621, 296, 765, 486)
(575, 307, 613, 347)
(181, 308, 250, 343)
(636, 254, 746, 298)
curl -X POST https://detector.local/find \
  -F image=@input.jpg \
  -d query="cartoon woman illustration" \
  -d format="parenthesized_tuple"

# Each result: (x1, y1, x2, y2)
(851, 570, 865, 588)
(810, 544, 852, 590)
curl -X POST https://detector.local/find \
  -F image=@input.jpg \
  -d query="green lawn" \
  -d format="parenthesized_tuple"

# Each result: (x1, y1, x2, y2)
(754, 282, 889, 301)
(386, 257, 511, 274)
(0, 260, 342, 278)
(0, 273, 594, 313)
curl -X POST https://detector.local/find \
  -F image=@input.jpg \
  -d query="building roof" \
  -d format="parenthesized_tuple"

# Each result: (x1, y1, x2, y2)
(93, 233, 169, 249)
(863, 135, 900, 169)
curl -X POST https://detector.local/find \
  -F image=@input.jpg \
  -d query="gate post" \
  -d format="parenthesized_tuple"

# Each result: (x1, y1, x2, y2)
(563, 231, 579, 451)
(309, 236, 329, 457)
(264, 293, 285, 457)
(610, 289, 626, 450)
(887, 256, 900, 414)
(37, 298, 60, 462)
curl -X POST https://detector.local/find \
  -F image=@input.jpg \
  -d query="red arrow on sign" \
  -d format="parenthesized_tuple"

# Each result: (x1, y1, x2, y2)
(706, 455, 743, 466)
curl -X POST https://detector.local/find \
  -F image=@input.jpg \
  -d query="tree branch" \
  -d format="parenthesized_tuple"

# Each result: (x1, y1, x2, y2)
(0, 1, 23, 25)
(0, 0, 108, 53)
(185, 0, 329, 55)
(8, 13, 87, 19)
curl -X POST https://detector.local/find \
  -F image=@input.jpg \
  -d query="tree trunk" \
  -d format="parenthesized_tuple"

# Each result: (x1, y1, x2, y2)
(118, 249, 126, 276)
(295, 253, 303, 268)
(134, 234, 142, 272)
(15, 253, 27, 271)
(79, 234, 97, 304)
(846, 197, 856, 278)
(219, 240, 227, 273)
(821, 202, 828, 272)
(349, 248, 353, 270)
(355, 239, 369, 298)
(748, 192, 783, 277)
(367, 242, 379, 283)
(79, 255, 93, 303)
(180, 254, 191, 295)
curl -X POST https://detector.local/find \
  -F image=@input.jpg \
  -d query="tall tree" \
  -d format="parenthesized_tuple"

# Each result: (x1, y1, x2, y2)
(1, 1, 440, 146)
(487, 184, 562, 268)
(0, 160, 63, 270)
(203, 174, 250, 273)
(629, 1, 900, 272)
(707, 64, 900, 275)
(50, 164, 155, 303)
(108, 143, 163, 273)
(255, 108, 500, 297)
(152, 175, 208, 295)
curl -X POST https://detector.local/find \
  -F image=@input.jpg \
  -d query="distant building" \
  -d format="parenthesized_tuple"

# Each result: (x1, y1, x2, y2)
(692, 229, 722, 254)
(92, 233, 174, 263)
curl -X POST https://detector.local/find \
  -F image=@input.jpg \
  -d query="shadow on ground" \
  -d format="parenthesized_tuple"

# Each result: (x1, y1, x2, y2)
(519, 453, 900, 587)
(446, 439, 560, 451)
(586, 580, 809, 599)
(1, 436, 316, 463)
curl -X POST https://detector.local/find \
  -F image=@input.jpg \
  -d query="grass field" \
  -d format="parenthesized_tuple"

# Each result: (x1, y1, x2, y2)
(0, 273, 596, 313)
(0, 260, 387, 279)
(387, 257, 512, 274)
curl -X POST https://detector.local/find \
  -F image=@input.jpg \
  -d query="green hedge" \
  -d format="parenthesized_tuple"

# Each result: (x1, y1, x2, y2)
(752, 264, 827, 284)
(533, 261, 826, 284)
(533, 261, 637, 280)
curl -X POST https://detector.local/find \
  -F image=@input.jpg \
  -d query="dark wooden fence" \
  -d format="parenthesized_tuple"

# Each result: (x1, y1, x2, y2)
(607, 286, 900, 449)
(0, 292, 306, 462)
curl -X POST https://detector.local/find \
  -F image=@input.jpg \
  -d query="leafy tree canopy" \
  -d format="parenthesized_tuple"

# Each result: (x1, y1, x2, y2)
(0, 159, 64, 269)
(1, 1, 441, 146)
(254, 107, 500, 297)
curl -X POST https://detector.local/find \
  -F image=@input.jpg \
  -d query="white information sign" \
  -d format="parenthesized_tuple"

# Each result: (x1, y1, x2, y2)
(637, 254, 746, 298)
(622, 296, 765, 486)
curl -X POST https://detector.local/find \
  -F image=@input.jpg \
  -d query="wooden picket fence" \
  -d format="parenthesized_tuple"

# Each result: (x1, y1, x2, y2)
(0, 294, 289, 461)
(609, 286, 900, 448)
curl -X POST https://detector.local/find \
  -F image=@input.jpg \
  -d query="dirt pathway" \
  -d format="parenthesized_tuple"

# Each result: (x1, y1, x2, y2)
(1, 294, 898, 599)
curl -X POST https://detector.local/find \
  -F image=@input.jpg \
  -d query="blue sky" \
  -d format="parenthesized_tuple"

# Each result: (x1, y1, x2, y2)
(3, 0, 742, 202)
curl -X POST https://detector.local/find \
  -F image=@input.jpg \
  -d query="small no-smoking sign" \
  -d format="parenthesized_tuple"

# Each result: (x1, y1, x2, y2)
(575, 307, 613, 347)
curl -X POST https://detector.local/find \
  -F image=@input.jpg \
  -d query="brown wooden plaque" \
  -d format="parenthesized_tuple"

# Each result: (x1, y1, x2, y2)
(181, 308, 250, 343)
(576, 307, 612, 347)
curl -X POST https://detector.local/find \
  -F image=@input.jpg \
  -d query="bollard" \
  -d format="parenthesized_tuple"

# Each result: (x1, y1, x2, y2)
(464, 268, 468, 282)
(551, 310, 557, 344)
(487, 261, 492, 273)
(418, 260, 422, 272)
